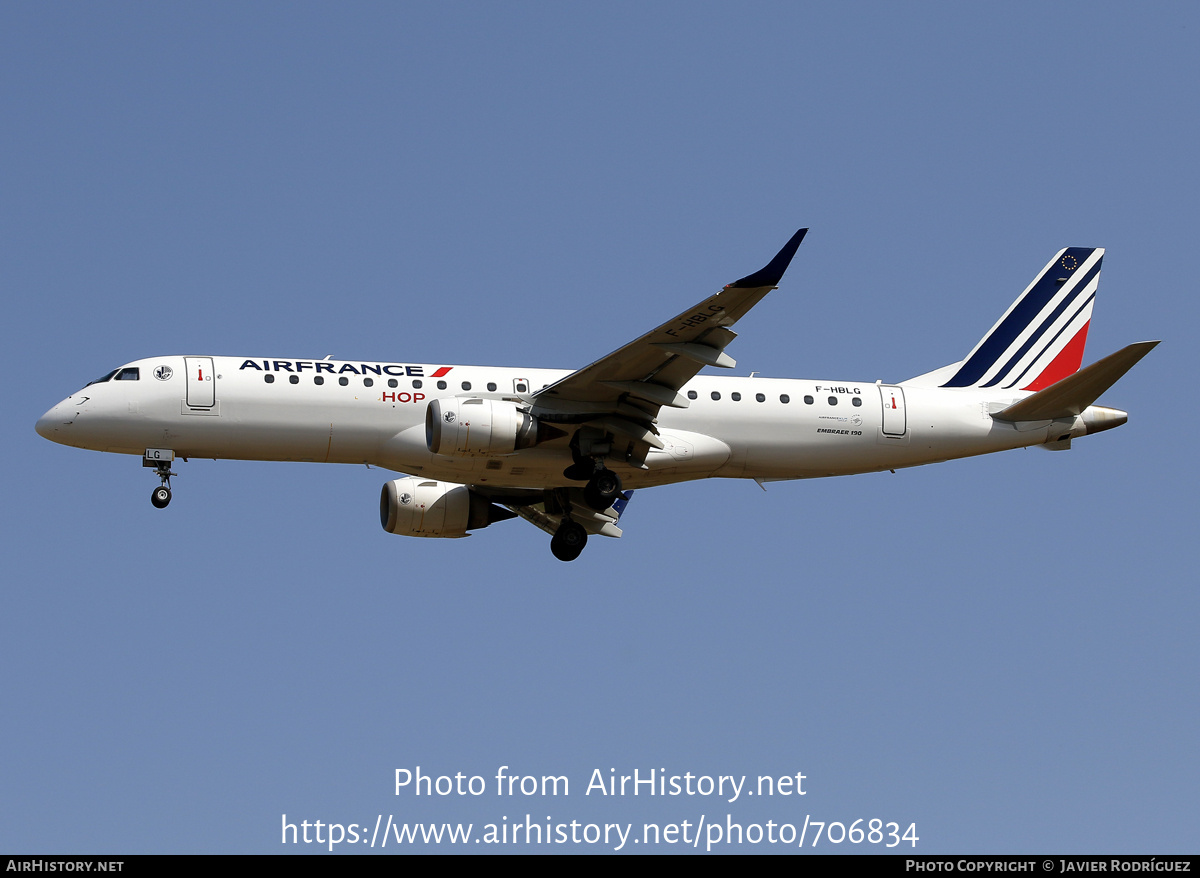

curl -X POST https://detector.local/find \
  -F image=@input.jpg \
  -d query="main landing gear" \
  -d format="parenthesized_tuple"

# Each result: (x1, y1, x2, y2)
(553, 444, 622, 560)
(550, 520, 587, 562)
(583, 467, 621, 512)
(563, 459, 623, 512)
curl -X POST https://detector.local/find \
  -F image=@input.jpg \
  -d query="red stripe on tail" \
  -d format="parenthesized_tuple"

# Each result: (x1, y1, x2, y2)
(1022, 321, 1090, 391)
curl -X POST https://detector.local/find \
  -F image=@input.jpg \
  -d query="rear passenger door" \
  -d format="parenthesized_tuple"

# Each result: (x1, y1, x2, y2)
(879, 385, 906, 436)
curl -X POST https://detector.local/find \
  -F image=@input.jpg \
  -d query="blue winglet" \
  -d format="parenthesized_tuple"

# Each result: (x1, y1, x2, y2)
(730, 228, 808, 288)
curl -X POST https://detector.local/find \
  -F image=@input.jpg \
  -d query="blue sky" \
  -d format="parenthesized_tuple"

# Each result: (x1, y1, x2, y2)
(3, 2, 1197, 853)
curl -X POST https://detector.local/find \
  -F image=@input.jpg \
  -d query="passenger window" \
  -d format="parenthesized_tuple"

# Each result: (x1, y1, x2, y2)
(264, 374, 275, 384)
(487, 382, 497, 392)
(828, 396, 837, 405)
(314, 376, 324, 385)
(731, 392, 741, 401)
(756, 393, 765, 403)
(780, 394, 790, 404)
(687, 390, 698, 400)
(711, 391, 721, 400)
(289, 375, 299, 385)
(338, 377, 349, 386)
(437, 380, 447, 390)
(461, 381, 472, 391)
(804, 395, 814, 404)
(412, 380, 423, 389)
(388, 379, 399, 388)
(852, 396, 862, 407)
(516, 382, 527, 393)
(364, 378, 374, 387)
(115, 368, 140, 381)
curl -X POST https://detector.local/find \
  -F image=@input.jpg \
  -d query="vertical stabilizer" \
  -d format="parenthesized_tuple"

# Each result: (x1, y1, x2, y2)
(940, 248, 1103, 389)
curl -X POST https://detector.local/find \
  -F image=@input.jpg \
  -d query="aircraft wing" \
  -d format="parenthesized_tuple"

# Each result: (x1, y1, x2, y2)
(532, 229, 808, 432)
(470, 483, 636, 539)
(508, 490, 635, 539)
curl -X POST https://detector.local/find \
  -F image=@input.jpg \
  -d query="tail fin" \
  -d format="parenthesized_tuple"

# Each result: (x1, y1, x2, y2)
(939, 247, 1103, 389)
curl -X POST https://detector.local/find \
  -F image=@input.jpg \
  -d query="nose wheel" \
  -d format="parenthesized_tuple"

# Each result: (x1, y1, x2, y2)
(144, 450, 176, 509)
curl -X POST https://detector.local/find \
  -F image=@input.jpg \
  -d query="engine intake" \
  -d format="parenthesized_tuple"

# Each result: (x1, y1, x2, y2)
(379, 477, 515, 538)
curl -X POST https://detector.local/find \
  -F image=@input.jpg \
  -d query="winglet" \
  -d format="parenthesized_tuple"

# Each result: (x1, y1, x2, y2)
(730, 228, 809, 288)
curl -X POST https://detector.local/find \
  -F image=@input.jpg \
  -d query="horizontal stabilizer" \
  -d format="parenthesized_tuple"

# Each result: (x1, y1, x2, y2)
(992, 341, 1159, 422)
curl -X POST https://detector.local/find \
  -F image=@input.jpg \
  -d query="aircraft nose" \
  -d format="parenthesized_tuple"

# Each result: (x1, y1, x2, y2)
(36, 401, 72, 442)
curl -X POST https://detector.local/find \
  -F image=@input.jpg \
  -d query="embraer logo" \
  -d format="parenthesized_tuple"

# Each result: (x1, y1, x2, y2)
(154, 365, 173, 381)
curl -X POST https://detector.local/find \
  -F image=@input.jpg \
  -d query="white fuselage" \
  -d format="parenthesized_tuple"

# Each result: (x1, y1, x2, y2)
(36, 354, 1087, 489)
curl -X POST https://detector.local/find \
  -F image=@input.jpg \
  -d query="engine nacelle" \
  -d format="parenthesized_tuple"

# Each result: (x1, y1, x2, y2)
(425, 397, 540, 456)
(379, 477, 515, 538)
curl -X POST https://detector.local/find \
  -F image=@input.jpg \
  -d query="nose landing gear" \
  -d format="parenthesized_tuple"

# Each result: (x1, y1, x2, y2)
(143, 448, 176, 509)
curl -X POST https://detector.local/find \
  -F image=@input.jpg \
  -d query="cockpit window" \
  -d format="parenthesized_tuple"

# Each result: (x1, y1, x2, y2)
(85, 369, 120, 387)
(115, 368, 140, 381)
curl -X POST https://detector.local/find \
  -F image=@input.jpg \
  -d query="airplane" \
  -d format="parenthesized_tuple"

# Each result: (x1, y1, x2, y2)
(36, 229, 1157, 561)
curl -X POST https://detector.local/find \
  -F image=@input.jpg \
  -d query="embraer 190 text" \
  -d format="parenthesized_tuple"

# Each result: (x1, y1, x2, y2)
(37, 230, 1157, 560)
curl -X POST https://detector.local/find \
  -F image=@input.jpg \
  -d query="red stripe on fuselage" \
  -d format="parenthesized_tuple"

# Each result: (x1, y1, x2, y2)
(430, 366, 453, 378)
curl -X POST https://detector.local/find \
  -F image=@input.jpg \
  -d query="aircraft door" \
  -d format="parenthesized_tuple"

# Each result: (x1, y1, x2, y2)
(185, 357, 216, 408)
(879, 385, 907, 436)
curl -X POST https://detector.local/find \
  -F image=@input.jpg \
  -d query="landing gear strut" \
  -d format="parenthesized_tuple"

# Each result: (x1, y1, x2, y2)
(144, 451, 176, 509)
(550, 520, 587, 562)
(564, 428, 624, 511)
(564, 455, 623, 511)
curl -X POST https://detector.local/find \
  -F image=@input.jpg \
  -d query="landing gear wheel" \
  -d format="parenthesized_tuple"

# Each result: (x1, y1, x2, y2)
(550, 521, 588, 562)
(146, 455, 177, 509)
(583, 468, 621, 511)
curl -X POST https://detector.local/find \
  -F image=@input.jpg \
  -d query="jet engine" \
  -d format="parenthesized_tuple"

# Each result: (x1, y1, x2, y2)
(379, 477, 515, 538)
(426, 398, 560, 456)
